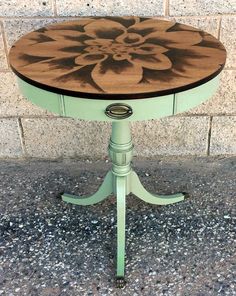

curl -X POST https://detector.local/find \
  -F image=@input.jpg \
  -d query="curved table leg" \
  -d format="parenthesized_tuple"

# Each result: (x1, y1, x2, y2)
(116, 176, 126, 288)
(131, 171, 185, 205)
(62, 171, 113, 206)
(61, 120, 186, 286)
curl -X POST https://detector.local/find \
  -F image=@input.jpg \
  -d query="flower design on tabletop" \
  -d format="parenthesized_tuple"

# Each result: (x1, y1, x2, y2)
(10, 17, 226, 95)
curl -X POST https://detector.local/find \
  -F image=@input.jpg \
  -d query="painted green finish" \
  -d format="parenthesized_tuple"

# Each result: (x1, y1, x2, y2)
(109, 121, 133, 178)
(63, 93, 174, 121)
(17, 75, 220, 122)
(62, 121, 185, 282)
(111, 121, 132, 144)
(131, 171, 185, 205)
(18, 78, 62, 115)
(62, 171, 113, 206)
(116, 176, 126, 278)
(174, 75, 220, 114)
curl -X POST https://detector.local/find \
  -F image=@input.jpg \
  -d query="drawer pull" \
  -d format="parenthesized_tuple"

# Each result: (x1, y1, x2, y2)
(105, 103, 133, 119)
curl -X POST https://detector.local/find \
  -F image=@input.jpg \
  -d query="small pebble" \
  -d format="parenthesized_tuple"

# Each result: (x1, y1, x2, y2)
(223, 215, 231, 219)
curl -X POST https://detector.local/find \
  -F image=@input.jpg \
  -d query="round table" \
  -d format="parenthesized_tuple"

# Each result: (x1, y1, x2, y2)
(9, 16, 226, 287)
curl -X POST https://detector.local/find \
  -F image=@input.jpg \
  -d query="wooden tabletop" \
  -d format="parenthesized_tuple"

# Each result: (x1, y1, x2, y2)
(9, 16, 226, 100)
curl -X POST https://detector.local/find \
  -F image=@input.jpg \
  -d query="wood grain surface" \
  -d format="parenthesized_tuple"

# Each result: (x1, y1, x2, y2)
(9, 17, 227, 99)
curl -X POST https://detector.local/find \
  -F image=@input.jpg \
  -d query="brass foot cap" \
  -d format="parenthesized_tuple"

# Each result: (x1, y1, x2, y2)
(56, 191, 64, 199)
(116, 277, 126, 288)
(182, 191, 190, 198)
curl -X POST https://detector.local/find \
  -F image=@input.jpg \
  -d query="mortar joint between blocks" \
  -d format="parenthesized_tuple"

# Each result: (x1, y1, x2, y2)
(0, 21, 10, 69)
(53, 0, 58, 17)
(207, 116, 213, 156)
(217, 16, 222, 40)
(18, 117, 27, 157)
(164, 0, 170, 16)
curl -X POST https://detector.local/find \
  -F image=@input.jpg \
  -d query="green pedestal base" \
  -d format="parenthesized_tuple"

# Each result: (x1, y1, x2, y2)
(62, 121, 185, 287)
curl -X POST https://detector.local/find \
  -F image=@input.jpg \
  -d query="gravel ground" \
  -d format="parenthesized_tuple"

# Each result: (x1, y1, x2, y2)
(0, 156, 235, 296)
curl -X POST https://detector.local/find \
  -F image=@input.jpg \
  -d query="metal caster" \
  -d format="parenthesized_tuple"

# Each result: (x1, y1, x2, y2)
(116, 277, 126, 288)
(56, 191, 64, 199)
(182, 191, 190, 198)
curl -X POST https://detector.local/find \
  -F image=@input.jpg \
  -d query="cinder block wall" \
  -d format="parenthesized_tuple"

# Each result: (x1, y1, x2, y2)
(0, 0, 235, 159)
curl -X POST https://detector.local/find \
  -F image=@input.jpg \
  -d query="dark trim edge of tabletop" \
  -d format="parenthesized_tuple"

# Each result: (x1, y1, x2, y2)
(10, 63, 225, 100)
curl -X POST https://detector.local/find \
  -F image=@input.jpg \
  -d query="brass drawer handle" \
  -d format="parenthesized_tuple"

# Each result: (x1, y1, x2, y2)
(105, 103, 133, 119)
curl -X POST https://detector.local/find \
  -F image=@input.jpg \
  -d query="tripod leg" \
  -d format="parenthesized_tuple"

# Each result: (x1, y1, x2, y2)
(62, 171, 113, 206)
(131, 171, 185, 205)
(116, 176, 126, 288)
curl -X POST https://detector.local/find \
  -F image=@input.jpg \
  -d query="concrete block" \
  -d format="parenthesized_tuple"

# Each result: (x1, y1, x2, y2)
(0, 72, 51, 116)
(56, 0, 164, 17)
(169, 0, 236, 16)
(210, 116, 236, 155)
(132, 116, 210, 156)
(0, 0, 53, 17)
(0, 32, 8, 69)
(186, 70, 236, 115)
(3, 18, 64, 47)
(0, 118, 22, 157)
(220, 16, 236, 68)
(21, 118, 111, 158)
(171, 16, 219, 38)
(21, 116, 210, 158)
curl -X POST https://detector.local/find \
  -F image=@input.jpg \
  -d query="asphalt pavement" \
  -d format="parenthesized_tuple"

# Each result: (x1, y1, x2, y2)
(0, 156, 235, 295)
